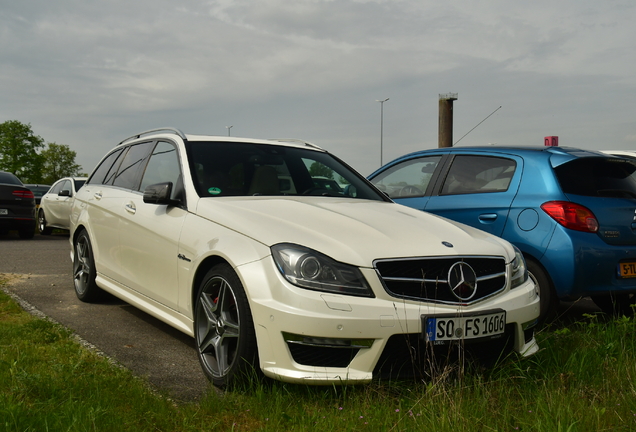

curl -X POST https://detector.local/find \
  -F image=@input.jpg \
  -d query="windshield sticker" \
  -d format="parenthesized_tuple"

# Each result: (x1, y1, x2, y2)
(208, 187, 222, 195)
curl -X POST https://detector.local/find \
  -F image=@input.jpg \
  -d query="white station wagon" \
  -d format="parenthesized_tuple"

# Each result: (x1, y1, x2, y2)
(70, 128, 540, 387)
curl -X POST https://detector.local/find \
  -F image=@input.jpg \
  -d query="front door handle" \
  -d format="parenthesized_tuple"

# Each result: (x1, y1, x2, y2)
(125, 202, 136, 214)
(478, 213, 498, 223)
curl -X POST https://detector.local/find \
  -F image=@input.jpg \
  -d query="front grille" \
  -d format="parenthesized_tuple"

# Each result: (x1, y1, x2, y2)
(374, 256, 506, 305)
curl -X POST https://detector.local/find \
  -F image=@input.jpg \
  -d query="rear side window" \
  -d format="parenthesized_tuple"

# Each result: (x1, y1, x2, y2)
(555, 158, 636, 198)
(441, 155, 516, 195)
(112, 142, 154, 190)
(88, 148, 125, 185)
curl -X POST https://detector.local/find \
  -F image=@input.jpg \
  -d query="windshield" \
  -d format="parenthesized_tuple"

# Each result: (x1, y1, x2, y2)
(187, 141, 387, 201)
(555, 157, 636, 199)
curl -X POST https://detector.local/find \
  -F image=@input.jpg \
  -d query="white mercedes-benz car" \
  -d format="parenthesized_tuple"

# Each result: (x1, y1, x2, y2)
(69, 128, 540, 387)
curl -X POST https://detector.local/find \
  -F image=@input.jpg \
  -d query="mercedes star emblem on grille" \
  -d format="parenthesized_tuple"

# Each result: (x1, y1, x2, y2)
(448, 262, 477, 301)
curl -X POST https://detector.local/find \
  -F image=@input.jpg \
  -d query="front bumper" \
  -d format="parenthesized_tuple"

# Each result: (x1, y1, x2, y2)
(238, 257, 540, 384)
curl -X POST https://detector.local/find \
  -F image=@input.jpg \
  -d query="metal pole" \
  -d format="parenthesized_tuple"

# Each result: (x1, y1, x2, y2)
(376, 98, 389, 166)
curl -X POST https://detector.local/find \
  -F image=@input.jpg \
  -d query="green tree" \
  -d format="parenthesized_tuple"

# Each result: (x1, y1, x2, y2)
(40, 142, 83, 184)
(0, 120, 45, 183)
(308, 161, 334, 179)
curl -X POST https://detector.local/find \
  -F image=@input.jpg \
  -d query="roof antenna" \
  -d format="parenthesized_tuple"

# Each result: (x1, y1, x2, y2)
(454, 106, 502, 145)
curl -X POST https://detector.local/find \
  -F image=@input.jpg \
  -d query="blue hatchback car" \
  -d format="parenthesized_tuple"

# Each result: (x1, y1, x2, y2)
(368, 146, 636, 320)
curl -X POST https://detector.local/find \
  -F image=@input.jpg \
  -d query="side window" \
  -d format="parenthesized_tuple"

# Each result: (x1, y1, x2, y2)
(441, 156, 516, 195)
(59, 180, 72, 196)
(370, 156, 442, 198)
(139, 141, 181, 199)
(112, 142, 154, 190)
(88, 148, 124, 185)
(49, 181, 63, 195)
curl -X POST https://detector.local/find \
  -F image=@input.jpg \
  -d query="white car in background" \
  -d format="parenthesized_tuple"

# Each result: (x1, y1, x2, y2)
(600, 150, 636, 160)
(69, 128, 540, 387)
(38, 176, 87, 234)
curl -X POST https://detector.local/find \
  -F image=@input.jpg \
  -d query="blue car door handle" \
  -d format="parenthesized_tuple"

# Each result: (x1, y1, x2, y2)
(478, 213, 498, 223)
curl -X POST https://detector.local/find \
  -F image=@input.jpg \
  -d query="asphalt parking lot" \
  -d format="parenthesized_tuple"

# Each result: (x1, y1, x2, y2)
(0, 231, 210, 402)
(0, 231, 601, 401)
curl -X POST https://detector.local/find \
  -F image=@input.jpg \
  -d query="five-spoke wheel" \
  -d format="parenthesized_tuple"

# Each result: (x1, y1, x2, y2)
(73, 229, 100, 302)
(195, 264, 258, 387)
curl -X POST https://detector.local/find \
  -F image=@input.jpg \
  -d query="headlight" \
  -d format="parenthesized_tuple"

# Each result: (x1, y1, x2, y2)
(510, 245, 528, 289)
(271, 243, 374, 297)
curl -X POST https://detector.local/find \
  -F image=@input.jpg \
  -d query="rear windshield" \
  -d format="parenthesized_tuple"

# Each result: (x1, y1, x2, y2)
(0, 172, 22, 185)
(555, 158, 636, 199)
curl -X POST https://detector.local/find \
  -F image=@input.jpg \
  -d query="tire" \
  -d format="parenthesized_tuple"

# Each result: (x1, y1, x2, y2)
(38, 209, 53, 235)
(73, 229, 102, 302)
(526, 259, 558, 324)
(591, 293, 635, 317)
(194, 264, 259, 388)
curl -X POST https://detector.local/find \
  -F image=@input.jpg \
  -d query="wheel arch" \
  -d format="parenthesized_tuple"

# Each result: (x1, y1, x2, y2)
(191, 255, 233, 308)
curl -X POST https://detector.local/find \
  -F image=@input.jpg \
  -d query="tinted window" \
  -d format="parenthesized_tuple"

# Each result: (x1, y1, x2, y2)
(555, 158, 636, 198)
(370, 156, 442, 198)
(188, 142, 385, 200)
(88, 148, 125, 185)
(441, 156, 516, 195)
(112, 142, 154, 190)
(139, 141, 181, 199)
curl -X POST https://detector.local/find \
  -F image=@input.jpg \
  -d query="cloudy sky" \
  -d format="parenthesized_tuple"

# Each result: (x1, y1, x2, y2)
(2, 0, 635, 176)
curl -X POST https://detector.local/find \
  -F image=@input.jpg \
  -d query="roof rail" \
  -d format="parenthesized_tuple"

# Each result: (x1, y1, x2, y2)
(118, 127, 187, 145)
(272, 138, 322, 150)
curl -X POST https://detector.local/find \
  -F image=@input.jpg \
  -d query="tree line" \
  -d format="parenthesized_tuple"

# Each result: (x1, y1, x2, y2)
(0, 120, 84, 185)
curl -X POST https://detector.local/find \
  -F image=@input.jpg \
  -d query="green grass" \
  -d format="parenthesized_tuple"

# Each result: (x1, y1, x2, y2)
(2, 279, 636, 431)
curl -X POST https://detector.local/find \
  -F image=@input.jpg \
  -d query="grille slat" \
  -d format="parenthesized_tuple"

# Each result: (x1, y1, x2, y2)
(374, 256, 506, 305)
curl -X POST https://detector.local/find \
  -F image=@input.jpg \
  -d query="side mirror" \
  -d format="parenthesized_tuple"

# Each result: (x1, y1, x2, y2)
(143, 182, 174, 205)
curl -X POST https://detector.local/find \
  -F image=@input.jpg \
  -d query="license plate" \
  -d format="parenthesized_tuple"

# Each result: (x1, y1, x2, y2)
(423, 309, 506, 342)
(0, 209, 7, 215)
(618, 262, 636, 278)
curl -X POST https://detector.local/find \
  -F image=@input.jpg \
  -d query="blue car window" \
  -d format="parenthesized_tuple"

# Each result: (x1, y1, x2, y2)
(370, 156, 441, 198)
(441, 156, 516, 195)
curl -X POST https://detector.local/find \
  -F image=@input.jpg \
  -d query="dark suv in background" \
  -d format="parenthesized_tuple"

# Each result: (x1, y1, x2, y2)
(369, 146, 636, 319)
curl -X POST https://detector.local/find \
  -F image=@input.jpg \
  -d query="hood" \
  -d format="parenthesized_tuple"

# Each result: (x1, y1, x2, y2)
(195, 197, 514, 266)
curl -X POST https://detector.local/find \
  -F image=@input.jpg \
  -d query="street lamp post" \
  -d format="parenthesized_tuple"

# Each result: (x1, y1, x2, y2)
(226, 125, 233, 136)
(375, 98, 389, 166)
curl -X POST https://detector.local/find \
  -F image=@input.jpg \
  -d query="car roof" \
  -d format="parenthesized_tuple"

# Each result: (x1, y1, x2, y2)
(387, 145, 612, 167)
(401, 145, 604, 156)
(118, 127, 324, 151)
